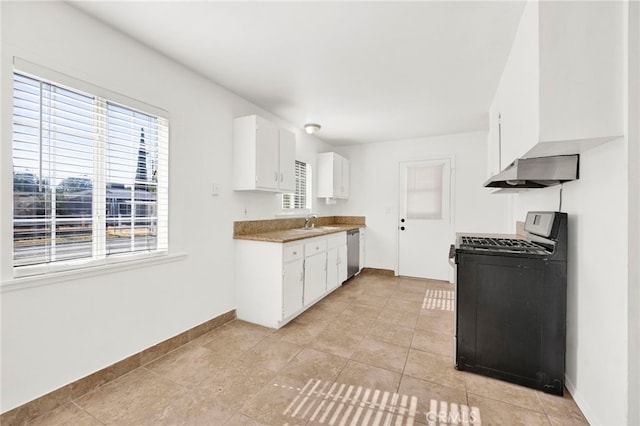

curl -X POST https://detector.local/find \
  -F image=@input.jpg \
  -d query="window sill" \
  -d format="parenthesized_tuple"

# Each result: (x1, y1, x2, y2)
(1, 252, 187, 293)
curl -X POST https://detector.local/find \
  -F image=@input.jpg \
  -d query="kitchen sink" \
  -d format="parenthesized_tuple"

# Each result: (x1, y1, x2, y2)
(292, 226, 342, 232)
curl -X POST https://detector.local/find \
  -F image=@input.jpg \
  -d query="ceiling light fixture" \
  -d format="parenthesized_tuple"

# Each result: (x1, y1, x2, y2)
(304, 123, 321, 134)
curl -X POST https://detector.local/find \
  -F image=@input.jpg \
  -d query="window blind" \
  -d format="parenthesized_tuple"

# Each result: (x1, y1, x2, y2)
(406, 164, 443, 219)
(12, 71, 169, 272)
(282, 160, 311, 210)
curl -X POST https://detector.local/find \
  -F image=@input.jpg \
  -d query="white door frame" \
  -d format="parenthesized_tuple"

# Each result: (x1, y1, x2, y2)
(397, 156, 456, 283)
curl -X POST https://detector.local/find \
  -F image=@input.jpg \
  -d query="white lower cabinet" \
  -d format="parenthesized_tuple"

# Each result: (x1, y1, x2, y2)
(282, 257, 304, 320)
(304, 252, 327, 306)
(327, 233, 348, 291)
(359, 227, 366, 273)
(327, 247, 339, 292)
(236, 231, 347, 329)
(338, 245, 348, 282)
(303, 236, 327, 306)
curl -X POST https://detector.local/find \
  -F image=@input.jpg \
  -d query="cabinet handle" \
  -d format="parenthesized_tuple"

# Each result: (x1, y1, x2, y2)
(275, 172, 279, 182)
(280, 173, 284, 182)
(293, 251, 297, 255)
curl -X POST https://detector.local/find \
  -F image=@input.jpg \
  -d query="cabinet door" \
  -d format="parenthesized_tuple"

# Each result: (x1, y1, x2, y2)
(487, 107, 502, 177)
(332, 155, 342, 197)
(316, 152, 349, 199)
(255, 116, 280, 190)
(326, 247, 339, 291)
(283, 258, 304, 319)
(337, 245, 348, 283)
(315, 152, 332, 198)
(358, 230, 365, 272)
(278, 129, 296, 192)
(304, 252, 327, 306)
(340, 157, 350, 198)
(491, 1, 539, 170)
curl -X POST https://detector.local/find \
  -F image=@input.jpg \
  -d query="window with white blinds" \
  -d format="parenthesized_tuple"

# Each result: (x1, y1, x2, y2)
(12, 71, 169, 274)
(282, 160, 311, 210)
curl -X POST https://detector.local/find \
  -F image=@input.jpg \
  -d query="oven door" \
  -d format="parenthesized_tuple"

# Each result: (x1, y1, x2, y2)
(448, 245, 458, 367)
(454, 251, 566, 394)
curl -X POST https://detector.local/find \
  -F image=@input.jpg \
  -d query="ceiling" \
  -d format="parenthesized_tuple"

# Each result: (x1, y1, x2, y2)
(69, 1, 526, 146)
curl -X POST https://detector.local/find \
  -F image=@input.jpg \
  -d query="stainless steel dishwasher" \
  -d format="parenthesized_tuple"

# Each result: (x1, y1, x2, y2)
(346, 229, 359, 280)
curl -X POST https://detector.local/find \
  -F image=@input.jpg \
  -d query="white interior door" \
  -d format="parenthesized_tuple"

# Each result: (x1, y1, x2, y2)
(398, 159, 452, 280)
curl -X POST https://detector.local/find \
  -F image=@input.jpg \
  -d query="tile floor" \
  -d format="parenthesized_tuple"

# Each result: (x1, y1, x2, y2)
(28, 274, 589, 425)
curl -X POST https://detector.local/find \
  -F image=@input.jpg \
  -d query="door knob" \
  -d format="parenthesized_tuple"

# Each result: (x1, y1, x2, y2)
(400, 226, 405, 231)
(400, 218, 405, 223)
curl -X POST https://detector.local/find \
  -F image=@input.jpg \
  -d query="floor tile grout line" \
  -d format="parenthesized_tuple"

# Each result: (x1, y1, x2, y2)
(399, 307, 419, 394)
(70, 362, 150, 407)
(70, 400, 107, 426)
(466, 388, 551, 416)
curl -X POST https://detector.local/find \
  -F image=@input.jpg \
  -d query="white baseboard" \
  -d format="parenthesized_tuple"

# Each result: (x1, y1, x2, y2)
(565, 375, 602, 426)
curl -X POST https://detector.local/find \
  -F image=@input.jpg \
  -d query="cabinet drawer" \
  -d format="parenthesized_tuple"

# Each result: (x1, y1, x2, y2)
(283, 244, 304, 262)
(304, 238, 327, 257)
(327, 232, 346, 249)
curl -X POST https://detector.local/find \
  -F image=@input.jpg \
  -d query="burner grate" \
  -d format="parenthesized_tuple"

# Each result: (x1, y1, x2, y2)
(459, 236, 550, 254)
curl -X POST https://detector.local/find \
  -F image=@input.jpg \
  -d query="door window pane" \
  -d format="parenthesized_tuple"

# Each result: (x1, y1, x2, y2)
(406, 164, 443, 219)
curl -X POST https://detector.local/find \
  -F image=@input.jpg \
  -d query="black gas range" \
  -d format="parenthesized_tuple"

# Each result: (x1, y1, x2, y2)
(450, 211, 568, 395)
(454, 210, 567, 259)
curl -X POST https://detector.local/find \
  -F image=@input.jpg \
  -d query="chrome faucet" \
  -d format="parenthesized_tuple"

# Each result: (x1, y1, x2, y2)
(304, 214, 318, 229)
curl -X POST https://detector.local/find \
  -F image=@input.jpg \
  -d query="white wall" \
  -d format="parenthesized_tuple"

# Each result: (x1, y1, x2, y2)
(489, 1, 637, 423)
(511, 3, 640, 424)
(514, 140, 628, 425)
(331, 131, 510, 274)
(626, 2, 640, 424)
(0, 2, 333, 412)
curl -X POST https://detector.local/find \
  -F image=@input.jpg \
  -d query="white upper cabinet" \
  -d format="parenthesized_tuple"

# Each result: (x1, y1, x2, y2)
(278, 128, 296, 192)
(233, 115, 296, 192)
(340, 157, 350, 198)
(489, 1, 623, 172)
(317, 152, 350, 199)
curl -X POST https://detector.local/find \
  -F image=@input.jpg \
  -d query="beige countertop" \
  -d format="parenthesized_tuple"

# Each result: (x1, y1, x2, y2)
(235, 224, 364, 243)
(233, 215, 366, 243)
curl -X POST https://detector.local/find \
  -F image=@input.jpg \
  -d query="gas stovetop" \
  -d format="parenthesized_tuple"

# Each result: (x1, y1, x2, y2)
(452, 212, 567, 260)
(458, 236, 551, 255)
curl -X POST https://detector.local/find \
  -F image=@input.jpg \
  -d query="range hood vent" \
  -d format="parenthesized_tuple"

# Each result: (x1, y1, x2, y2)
(484, 155, 579, 190)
